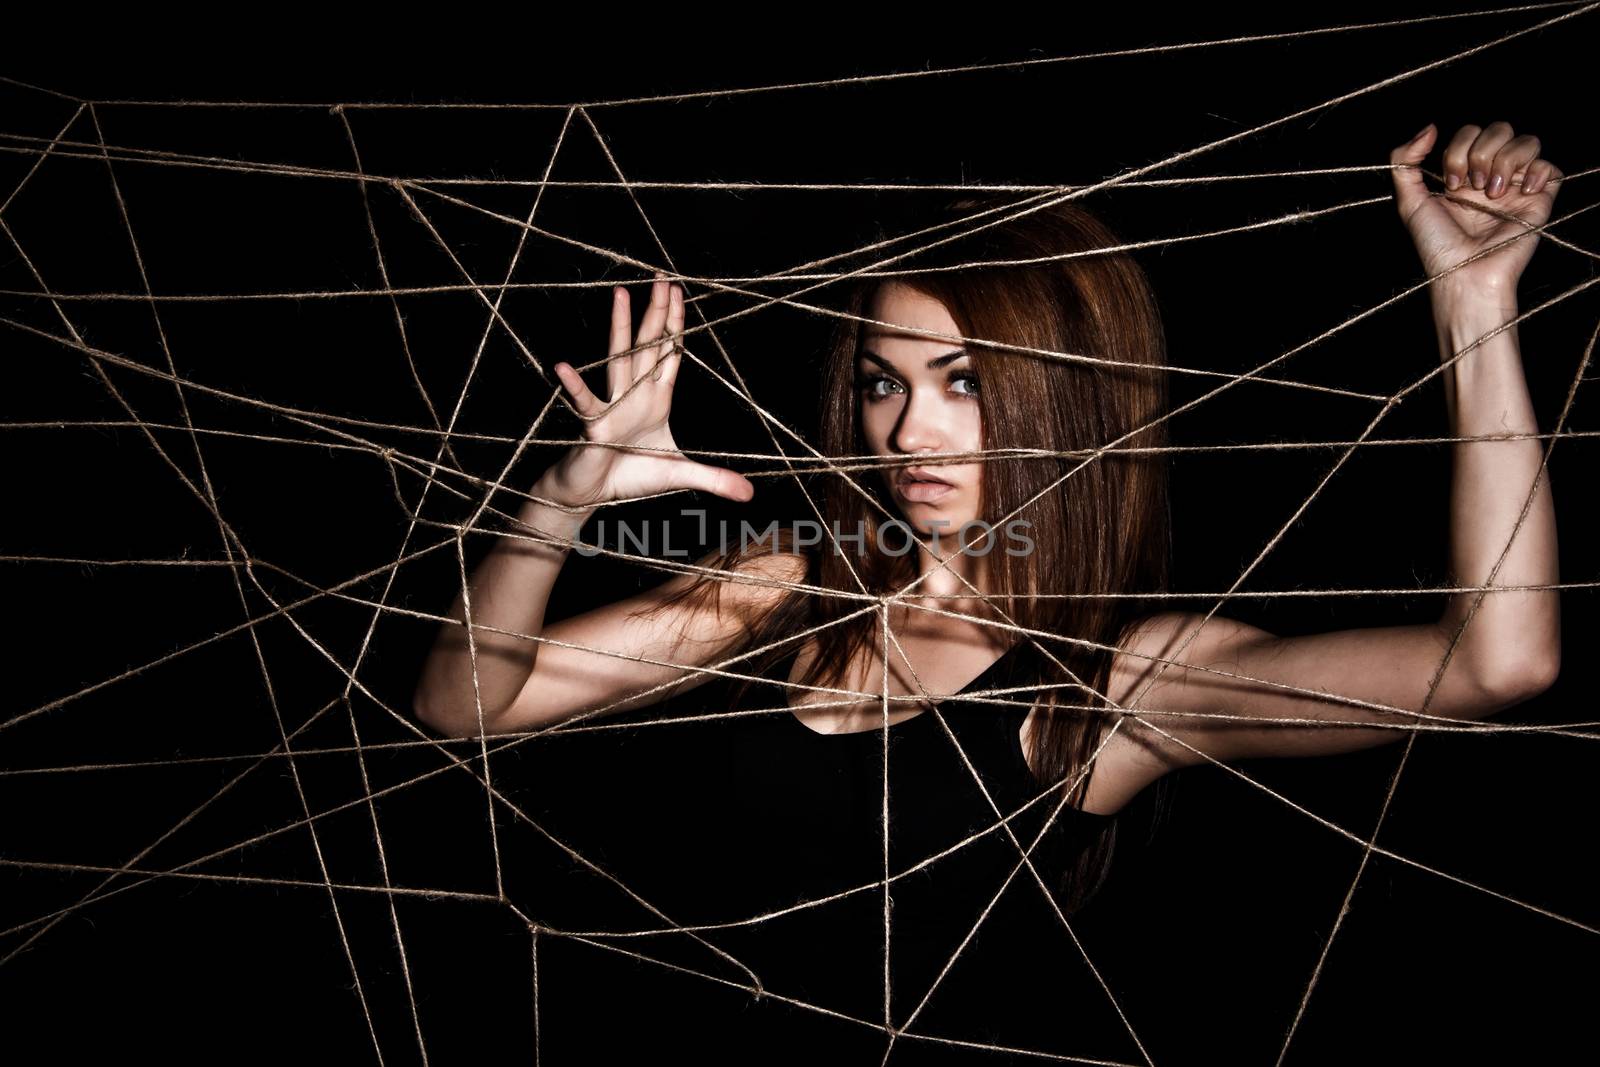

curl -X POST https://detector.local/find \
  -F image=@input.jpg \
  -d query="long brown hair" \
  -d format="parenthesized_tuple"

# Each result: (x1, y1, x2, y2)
(643, 194, 1174, 914)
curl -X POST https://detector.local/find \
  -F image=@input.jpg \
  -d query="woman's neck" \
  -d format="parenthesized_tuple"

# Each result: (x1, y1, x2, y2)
(900, 537, 991, 616)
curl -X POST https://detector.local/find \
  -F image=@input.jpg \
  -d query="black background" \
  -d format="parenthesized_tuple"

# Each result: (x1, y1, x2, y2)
(3, 5, 1597, 1063)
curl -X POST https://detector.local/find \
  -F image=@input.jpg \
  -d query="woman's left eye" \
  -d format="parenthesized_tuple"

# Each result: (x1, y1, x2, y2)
(950, 372, 980, 397)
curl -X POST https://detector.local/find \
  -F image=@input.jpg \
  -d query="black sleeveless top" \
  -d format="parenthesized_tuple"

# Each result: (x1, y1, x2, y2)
(680, 638, 1118, 1053)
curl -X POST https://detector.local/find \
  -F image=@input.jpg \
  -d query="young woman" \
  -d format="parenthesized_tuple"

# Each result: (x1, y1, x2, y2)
(411, 119, 1562, 1045)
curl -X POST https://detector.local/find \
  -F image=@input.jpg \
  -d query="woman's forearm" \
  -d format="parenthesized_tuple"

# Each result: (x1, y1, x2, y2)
(413, 470, 598, 731)
(1432, 287, 1561, 694)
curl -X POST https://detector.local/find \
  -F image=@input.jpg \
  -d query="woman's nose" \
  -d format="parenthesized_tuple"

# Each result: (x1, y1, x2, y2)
(891, 392, 944, 453)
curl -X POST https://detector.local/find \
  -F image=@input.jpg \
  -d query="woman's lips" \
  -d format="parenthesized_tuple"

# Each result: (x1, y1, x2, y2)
(897, 477, 956, 503)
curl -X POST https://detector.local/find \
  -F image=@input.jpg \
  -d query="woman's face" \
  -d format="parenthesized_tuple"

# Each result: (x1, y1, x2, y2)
(856, 282, 985, 539)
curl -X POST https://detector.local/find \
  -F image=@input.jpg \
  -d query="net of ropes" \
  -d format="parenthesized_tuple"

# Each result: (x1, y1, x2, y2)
(2, 6, 1596, 1064)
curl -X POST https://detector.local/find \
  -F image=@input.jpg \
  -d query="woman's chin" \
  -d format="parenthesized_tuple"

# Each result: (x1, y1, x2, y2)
(900, 508, 978, 537)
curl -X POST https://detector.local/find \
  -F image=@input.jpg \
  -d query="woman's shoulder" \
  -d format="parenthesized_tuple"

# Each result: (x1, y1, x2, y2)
(731, 547, 809, 583)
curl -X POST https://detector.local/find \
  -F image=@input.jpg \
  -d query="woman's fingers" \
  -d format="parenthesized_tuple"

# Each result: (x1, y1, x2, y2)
(1438, 121, 1554, 203)
(555, 361, 603, 420)
(1465, 121, 1515, 192)
(586, 274, 688, 432)
(1527, 160, 1562, 199)
(607, 285, 632, 400)
(1441, 124, 1481, 191)
(1523, 159, 1548, 197)
(654, 283, 685, 387)
(1489, 133, 1541, 199)
(632, 275, 672, 381)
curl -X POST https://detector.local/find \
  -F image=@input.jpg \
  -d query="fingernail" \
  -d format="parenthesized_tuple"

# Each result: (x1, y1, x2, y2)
(1471, 170, 1486, 190)
(1446, 172, 1460, 191)
(1413, 124, 1432, 142)
(1488, 173, 1504, 197)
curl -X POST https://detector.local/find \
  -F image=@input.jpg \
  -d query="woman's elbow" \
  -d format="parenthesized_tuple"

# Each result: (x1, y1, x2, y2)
(1516, 647, 1561, 701)
(1473, 646, 1561, 715)
(412, 687, 455, 737)
(412, 687, 501, 740)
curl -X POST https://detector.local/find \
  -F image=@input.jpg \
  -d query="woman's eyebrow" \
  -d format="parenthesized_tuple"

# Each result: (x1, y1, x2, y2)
(858, 347, 968, 371)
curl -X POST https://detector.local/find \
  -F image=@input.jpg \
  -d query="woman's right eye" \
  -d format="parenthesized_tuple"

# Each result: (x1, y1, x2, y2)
(858, 374, 903, 402)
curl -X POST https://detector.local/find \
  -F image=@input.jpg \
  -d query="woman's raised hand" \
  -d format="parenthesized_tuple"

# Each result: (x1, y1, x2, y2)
(1390, 120, 1561, 304)
(547, 275, 755, 509)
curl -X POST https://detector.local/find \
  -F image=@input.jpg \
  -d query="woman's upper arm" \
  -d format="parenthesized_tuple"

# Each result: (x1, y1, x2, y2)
(1102, 609, 1558, 779)
(477, 551, 809, 737)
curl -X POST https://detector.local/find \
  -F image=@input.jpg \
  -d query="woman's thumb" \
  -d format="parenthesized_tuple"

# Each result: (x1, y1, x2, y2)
(679, 461, 755, 503)
(1391, 123, 1437, 219)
